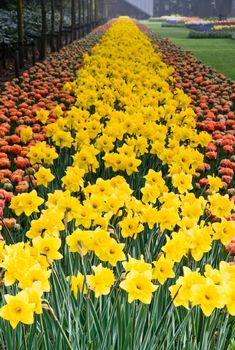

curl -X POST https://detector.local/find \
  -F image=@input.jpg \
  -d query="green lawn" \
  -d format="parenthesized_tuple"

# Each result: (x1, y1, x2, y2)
(141, 21, 235, 82)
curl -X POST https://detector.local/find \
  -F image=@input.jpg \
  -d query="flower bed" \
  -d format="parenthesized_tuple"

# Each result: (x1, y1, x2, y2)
(186, 21, 235, 33)
(213, 24, 235, 31)
(0, 18, 235, 349)
(145, 26, 235, 194)
(0, 26, 106, 221)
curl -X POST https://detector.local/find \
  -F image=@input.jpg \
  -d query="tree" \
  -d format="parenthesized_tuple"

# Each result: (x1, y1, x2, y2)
(94, 0, 98, 24)
(71, 0, 76, 40)
(78, 0, 82, 37)
(90, 0, 94, 28)
(59, 0, 64, 47)
(87, 0, 91, 29)
(16, 0, 24, 67)
(50, 0, 55, 51)
(82, 0, 86, 29)
(40, 0, 46, 60)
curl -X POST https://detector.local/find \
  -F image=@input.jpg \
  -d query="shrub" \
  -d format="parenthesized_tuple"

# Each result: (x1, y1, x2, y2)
(161, 22, 185, 28)
(188, 30, 233, 39)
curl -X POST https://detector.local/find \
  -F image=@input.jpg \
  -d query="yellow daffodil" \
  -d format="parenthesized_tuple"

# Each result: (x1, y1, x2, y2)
(0, 291, 35, 329)
(87, 264, 115, 297)
(69, 272, 87, 298)
(120, 270, 158, 304)
(20, 126, 33, 143)
(10, 190, 44, 217)
(35, 167, 55, 187)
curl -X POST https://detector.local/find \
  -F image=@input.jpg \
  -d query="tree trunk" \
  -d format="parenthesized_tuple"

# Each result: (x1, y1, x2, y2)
(99, 0, 103, 19)
(102, 0, 108, 19)
(90, 0, 93, 29)
(40, 0, 47, 60)
(94, 0, 98, 24)
(82, 0, 86, 34)
(50, 0, 55, 52)
(78, 0, 81, 37)
(59, 0, 64, 47)
(16, 0, 24, 67)
(71, 0, 76, 41)
(87, 0, 90, 29)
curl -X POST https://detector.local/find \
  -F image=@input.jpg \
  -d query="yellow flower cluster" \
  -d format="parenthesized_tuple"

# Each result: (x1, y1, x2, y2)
(27, 141, 58, 165)
(20, 126, 33, 144)
(170, 263, 235, 316)
(1, 18, 235, 328)
(10, 190, 44, 216)
(0, 238, 61, 328)
(213, 24, 235, 30)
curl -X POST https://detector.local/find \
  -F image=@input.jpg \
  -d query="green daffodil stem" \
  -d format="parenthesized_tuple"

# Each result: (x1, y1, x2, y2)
(22, 324, 28, 350)
(1, 219, 14, 243)
(53, 316, 73, 350)
(131, 301, 137, 350)
(43, 301, 73, 350)
(40, 315, 48, 350)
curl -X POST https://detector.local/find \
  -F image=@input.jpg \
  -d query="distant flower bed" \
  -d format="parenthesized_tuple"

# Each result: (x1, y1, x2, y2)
(213, 24, 235, 31)
(159, 15, 200, 23)
(186, 23, 214, 32)
(159, 16, 235, 34)
(186, 21, 235, 33)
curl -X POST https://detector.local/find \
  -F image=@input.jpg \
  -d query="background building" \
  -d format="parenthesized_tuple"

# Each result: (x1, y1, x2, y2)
(101, 0, 235, 19)
(101, 0, 153, 19)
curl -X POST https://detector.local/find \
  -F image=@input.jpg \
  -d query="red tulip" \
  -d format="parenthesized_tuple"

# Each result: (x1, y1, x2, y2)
(14, 156, 30, 168)
(205, 151, 217, 160)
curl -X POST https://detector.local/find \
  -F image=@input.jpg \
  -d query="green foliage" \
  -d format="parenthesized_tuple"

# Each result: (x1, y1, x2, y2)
(0, 1, 75, 44)
(188, 30, 233, 39)
(161, 23, 186, 28)
(0, 9, 18, 44)
(0, 216, 234, 349)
